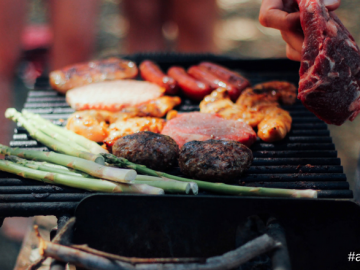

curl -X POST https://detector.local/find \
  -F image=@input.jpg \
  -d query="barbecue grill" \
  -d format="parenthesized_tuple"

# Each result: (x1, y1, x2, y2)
(0, 54, 359, 269)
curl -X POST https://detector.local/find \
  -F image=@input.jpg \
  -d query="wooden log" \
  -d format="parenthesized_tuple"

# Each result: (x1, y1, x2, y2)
(267, 217, 292, 270)
(71, 244, 202, 264)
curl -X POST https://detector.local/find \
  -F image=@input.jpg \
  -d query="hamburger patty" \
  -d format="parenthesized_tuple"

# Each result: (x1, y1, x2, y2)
(179, 140, 253, 182)
(112, 131, 179, 170)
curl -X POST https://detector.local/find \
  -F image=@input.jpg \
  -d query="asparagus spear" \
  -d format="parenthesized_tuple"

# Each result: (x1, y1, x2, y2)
(22, 109, 107, 154)
(7, 155, 197, 195)
(0, 160, 163, 195)
(0, 145, 136, 183)
(6, 108, 105, 164)
(102, 153, 318, 198)
(5, 155, 89, 178)
(135, 175, 197, 194)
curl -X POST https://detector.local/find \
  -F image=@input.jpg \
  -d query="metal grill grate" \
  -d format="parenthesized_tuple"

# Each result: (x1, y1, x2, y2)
(0, 56, 353, 218)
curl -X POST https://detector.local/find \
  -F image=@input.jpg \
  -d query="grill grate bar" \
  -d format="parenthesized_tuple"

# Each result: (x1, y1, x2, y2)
(241, 173, 346, 182)
(0, 193, 88, 202)
(251, 143, 335, 151)
(287, 130, 329, 136)
(241, 181, 349, 190)
(0, 202, 77, 217)
(0, 185, 83, 194)
(246, 165, 343, 174)
(252, 150, 337, 158)
(317, 190, 353, 198)
(252, 158, 340, 166)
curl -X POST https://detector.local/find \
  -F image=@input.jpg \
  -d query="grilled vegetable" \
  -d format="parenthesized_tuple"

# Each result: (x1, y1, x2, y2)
(7, 155, 197, 195)
(0, 145, 136, 184)
(140, 60, 178, 95)
(168, 66, 212, 101)
(112, 131, 179, 170)
(22, 110, 107, 155)
(6, 108, 104, 163)
(179, 140, 253, 182)
(102, 153, 318, 198)
(0, 160, 162, 195)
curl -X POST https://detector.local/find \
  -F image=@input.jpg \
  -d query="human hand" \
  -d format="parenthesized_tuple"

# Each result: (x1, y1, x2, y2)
(259, 0, 341, 61)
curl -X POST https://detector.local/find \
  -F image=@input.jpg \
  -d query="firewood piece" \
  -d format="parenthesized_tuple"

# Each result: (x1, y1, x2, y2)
(38, 238, 135, 270)
(267, 218, 292, 270)
(71, 244, 202, 264)
(135, 234, 280, 270)
(26, 218, 76, 270)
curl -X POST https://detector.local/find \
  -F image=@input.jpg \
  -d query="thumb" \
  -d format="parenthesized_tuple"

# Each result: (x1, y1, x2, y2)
(323, 0, 341, 11)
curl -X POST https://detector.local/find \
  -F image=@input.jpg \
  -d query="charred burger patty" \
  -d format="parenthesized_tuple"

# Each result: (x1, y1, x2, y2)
(179, 140, 253, 182)
(112, 131, 179, 170)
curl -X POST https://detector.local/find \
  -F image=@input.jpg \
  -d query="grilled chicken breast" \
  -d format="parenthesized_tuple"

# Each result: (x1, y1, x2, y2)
(200, 81, 296, 142)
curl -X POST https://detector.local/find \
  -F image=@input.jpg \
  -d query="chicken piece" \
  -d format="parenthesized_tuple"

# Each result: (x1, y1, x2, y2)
(134, 96, 181, 117)
(200, 81, 296, 142)
(105, 117, 166, 147)
(50, 58, 138, 94)
(66, 80, 165, 112)
(247, 81, 297, 105)
(66, 110, 137, 142)
(257, 107, 292, 142)
(200, 88, 263, 127)
(66, 93, 179, 143)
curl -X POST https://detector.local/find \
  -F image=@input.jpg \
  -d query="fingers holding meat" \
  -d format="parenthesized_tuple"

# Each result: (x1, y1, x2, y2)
(259, 0, 341, 61)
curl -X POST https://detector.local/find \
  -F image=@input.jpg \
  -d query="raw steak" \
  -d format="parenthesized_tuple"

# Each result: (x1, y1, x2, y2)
(161, 112, 256, 148)
(66, 80, 165, 111)
(297, 0, 360, 125)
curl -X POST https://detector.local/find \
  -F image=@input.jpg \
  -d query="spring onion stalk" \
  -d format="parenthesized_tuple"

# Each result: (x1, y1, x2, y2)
(6, 108, 104, 164)
(0, 145, 136, 183)
(5, 155, 89, 178)
(102, 153, 318, 198)
(0, 160, 163, 195)
(22, 109, 107, 154)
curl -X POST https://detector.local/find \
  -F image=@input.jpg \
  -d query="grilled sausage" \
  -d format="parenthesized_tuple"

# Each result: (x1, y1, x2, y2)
(199, 62, 250, 101)
(140, 60, 178, 95)
(168, 66, 212, 101)
(113, 131, 179, 170)
(49, 57, 138, 94)
(187, 66, 240, 101)
(179, 140, 253, 182)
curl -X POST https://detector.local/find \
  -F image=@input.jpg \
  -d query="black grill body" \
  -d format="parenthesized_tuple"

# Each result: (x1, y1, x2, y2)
(0, 55, 354, 218)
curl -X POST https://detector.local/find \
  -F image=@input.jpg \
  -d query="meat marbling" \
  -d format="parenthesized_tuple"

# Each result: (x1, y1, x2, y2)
(161, 112, 257, 148)
(297, 0, 360, 125)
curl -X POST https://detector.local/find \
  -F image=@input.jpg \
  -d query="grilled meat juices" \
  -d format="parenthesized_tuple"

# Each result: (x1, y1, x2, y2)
(113, 131, 179, 170)
(179, 140, 253, 182)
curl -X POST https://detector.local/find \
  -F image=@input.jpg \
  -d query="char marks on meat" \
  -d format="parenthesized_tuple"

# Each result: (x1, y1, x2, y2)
(297, 0, 360, 125)
(161, 112, 257, 148)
